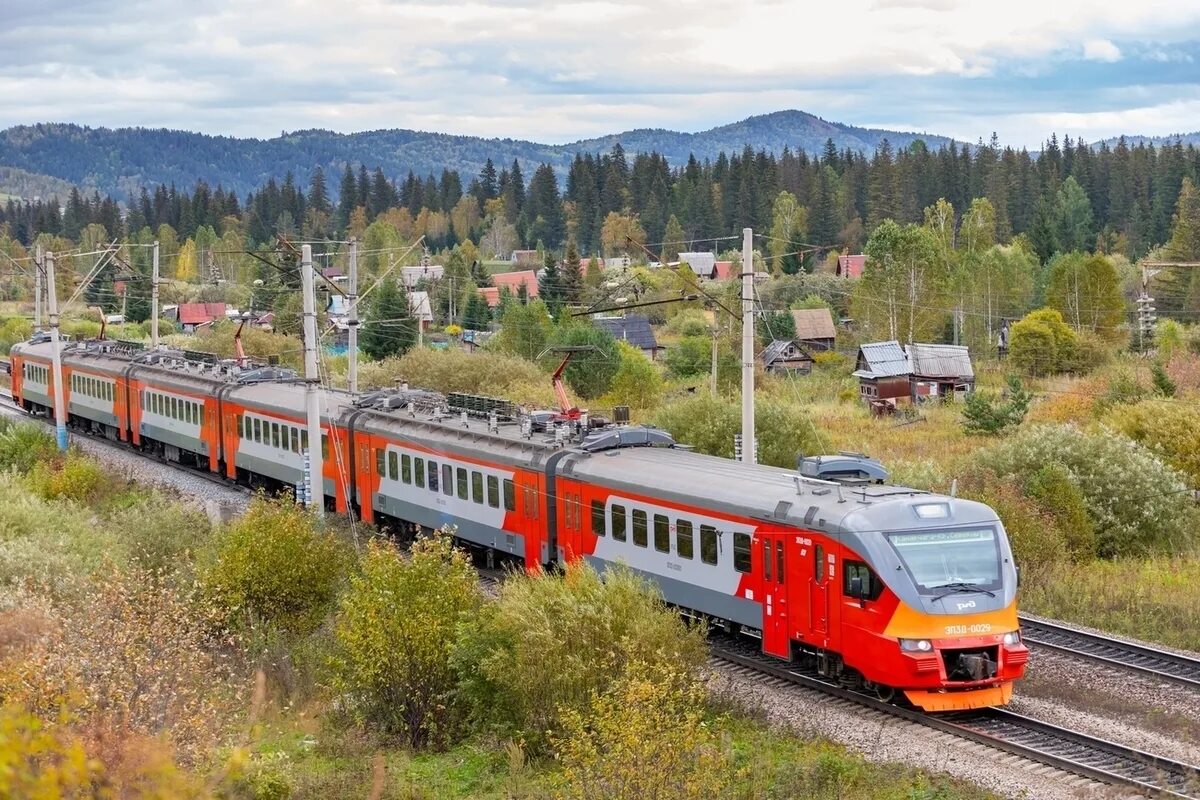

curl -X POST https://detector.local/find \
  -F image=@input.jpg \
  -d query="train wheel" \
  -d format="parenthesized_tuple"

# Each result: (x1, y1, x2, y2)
(865, 680, 895, 703)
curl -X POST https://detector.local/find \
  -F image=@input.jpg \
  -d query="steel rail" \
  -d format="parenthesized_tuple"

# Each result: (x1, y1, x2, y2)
(711, 641, 1200, 798)
(1020, 615, 1200, 690)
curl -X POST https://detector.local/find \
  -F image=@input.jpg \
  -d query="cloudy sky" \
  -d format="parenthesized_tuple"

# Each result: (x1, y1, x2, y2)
(3, 0, 1199, 148)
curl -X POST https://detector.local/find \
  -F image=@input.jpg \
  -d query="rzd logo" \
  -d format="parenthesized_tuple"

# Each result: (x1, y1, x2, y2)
(956, 600, 977, 611)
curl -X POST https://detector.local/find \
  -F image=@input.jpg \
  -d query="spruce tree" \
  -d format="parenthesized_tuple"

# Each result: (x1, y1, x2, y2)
(562, 239, 583, 301)
(361, 278, 416, 361)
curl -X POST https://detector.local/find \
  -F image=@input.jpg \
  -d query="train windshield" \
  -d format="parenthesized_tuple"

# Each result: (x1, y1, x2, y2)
(886, 528, 1001, 593)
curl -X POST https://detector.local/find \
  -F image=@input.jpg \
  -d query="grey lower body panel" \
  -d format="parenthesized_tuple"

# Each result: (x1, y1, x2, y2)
(236, 452, 336, 497)
(140, 423, 208, 456)
(373, 494, 527, 558)
(583, 554, 761, 627)
(68, 403, 119, 428)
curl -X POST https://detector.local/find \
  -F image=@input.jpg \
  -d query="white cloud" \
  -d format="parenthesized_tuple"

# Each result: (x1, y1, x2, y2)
(1083, 39, 1123, 62)
(0, 0, 1198, 147)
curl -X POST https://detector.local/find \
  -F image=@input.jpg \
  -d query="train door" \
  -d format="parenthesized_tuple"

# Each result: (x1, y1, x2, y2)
(759, 531, 791, 659)
(809, 542, 831, 647)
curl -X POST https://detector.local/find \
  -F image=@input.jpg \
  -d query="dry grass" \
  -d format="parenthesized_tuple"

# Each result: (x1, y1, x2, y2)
(1021, 557, 1200, 652)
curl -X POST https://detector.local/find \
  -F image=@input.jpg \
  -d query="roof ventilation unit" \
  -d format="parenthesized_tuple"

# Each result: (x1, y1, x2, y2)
(797, 452, 889, 485)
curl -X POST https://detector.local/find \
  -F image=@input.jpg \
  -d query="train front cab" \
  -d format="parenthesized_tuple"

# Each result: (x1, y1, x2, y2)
(753, 518, 1027, 713)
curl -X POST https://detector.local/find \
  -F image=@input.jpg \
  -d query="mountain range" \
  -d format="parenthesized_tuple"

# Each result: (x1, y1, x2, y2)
(2, 110, 1195, 205)
(0, 110, 958, 202)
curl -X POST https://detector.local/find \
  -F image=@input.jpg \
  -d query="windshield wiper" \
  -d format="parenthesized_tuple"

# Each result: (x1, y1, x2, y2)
(931, 582, 996, 601)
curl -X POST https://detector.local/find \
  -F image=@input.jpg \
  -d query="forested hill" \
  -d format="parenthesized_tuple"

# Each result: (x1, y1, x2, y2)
(0, 111, 957, 201)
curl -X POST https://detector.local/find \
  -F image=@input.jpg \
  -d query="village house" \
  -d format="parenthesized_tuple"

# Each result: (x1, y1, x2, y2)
(593, 315, 663, 360)
(477, 269, 540, 307)
(790, 307, 837, 351)
(760, 339, 815, 374)
(908, 343, 975, 400)
(837, 254, 866, 278)
(401, 263, 445, 289)
(852, 340, 912, 408)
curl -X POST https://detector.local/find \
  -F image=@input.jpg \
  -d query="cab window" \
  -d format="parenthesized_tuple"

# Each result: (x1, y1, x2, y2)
(844, 561, 883, 601)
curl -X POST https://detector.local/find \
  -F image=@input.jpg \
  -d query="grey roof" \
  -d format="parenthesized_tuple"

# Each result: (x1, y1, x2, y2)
(791, 308, 836, 341)
(908, 343, 974, 379)
(761, 339, 810, 365)
(852, 340, 910, 379)
(678, 251, 716, 277)
(595, 315, 659, 351)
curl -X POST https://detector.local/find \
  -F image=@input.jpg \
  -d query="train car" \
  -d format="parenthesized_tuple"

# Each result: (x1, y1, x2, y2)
(127, 350, 231, 473)
(10, 335, 60, 418)
(347, 391, 552, 570)
(224, 376, 353, 513)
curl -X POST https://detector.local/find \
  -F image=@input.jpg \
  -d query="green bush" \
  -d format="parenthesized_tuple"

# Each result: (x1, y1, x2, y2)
(0, 317, 32, 355)
(331, 535, 482, 748)
(1009, 308, 1078, 376)
(0, 422, 57, 474)
(25, 453, 107, 504)
(453, 563, 707, 754)
(665, 310, 710, 338)
(983, 425, 1196, 557)
(664, 336, 711, 378)
(546, 322, 620, 400)
(1022, 463, 1095, 559)
(199, 499, 354, 635)
(603, 341, 663, 412)
(652, 394, 821, 468)
(1104, 400, 1200, 484)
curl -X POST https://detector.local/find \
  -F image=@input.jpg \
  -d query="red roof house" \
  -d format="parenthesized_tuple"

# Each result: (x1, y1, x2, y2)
(714, 261, 736, 280)
(837, 254, 866, 278)
(491, 270, 540, 298)
(178, 302, 227, 330)
(477, 287, 501, 308)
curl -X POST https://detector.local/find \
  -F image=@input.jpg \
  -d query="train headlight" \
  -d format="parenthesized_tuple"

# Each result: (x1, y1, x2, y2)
(1002, 631, 1022, 646)
(899, 638, 933, 652)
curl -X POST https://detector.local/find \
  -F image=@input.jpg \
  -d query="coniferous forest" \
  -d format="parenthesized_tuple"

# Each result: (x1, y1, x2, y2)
(3, 134, 1198, 267)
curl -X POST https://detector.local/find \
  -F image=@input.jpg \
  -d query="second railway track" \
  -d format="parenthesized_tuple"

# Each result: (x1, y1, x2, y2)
(713, 641, 1200, 798)
(1020, 615, 1200, 690)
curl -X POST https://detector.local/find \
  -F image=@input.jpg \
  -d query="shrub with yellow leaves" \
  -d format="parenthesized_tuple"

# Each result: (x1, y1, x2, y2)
(549, 664, 732, 800)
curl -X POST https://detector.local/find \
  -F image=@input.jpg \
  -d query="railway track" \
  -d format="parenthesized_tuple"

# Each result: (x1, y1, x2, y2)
(712, 640, 1200, 798)
(1019, 616, 1200, 690)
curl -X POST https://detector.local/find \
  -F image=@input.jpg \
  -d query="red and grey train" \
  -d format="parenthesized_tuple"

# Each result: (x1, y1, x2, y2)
(10, 335, 1027, 711)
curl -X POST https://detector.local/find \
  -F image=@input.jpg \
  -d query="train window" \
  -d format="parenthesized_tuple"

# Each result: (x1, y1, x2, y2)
(170, 397, 178, 419)
(503, 478, 515, 510)
(632, 509, 647, 547)
(198, 404, 204, 425)
(776, 542, 785, 585)
(591, 501, 605, 536)
(676, 520, 694, 559)
(272, 423, 281, 449)
(414, 458, 425, 489)
(472, 471, 483, 504)
(301, 430, 308, 451)
(253, 417, 261, 442)
(611, 505, 627, 541)
(375, 449, 385, 475)
(290, 427, 299, 453)
(487, 475, 499, 508)
(322, 434, 329, 459)
(844, 562, 882, 601)
(443, 465, 454, 496)
(428, 461, 439, 492)
(763, 541, 772, 581)
(456, 468, 468, 499)
(700, 525, 718, 565)
(401, 454, 412, 483)
(815, 544, 825, 581)
(388, 451, 398, 480)
(654, 514, 669, 553)
(733, 532, 752, 574)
